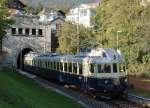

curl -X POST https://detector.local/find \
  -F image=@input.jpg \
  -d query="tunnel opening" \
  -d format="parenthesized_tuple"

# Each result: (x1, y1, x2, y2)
(17, 48, 33, 69)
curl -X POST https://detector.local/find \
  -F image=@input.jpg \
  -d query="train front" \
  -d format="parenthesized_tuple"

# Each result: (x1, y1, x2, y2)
(86, 48, 128, 97)
(93, 63, 128, 97)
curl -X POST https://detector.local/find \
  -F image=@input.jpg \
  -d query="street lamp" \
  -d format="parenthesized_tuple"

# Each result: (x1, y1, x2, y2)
(77, 5, 80, 53)
(117, 30, 122, 49)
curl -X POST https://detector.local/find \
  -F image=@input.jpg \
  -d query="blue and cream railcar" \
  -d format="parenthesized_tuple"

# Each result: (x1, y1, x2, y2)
(24, 48, 128, 97)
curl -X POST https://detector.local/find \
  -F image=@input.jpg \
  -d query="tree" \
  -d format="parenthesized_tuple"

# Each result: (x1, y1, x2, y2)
(0, 0, 14, 53)
(56, 22, 95, 54)
(94, 0, 150, 73)
(25, 3, 43, 15)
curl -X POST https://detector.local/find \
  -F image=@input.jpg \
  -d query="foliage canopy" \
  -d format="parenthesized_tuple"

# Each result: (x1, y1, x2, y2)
(56, 0, 150, 73)
(0, 0, 14, 53)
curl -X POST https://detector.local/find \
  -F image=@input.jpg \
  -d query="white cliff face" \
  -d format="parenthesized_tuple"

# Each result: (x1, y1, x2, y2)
(2, 15, 51, 65)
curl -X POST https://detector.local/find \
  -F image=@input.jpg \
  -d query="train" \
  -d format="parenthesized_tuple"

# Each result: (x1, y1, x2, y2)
(23, 48, 128, 98)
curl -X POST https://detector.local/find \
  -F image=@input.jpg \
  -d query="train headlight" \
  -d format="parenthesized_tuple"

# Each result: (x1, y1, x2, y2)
(124, 78, 128, 83)
(105, 80, 108, 84)
(113, 78, 120, 85)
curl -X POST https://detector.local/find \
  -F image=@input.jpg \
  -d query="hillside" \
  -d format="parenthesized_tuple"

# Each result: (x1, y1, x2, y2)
(21, 0, 100, 9)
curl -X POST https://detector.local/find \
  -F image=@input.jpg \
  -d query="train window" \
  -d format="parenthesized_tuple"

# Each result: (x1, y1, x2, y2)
(119, 64, 125, 73)
(51, 62, 53, 69)
(97, 64, 102, 73)
(73, 63, 77, 74)
(48, 61, 50, 68)
(39, 61, 41, 67)
(40, 61, 42, 67)
(104, 64, 111, 73)
(47, 61, 49, 68)
(64, 63, 67, 72)
(37, 60, 39, 67)
(79, 63, 82, 75)
(113, 64, 117, 73)
(54, 62, 56, 70)
(32, 61, 34, 66)
(36, 60, 37, 66)
(60, 62, 63, 71)
(45, 61, 48, 68)
(68, 63, 72, 73)
(41, 61, 45, 67)
(44, 61, 46, 67)
(37, 61, 38, 66)
(57, 62, 59, 70)
(40, 61, 44, 67)
(90, 64, 95, 73)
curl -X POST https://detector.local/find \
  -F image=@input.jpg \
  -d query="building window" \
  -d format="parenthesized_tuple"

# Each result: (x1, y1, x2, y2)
(56, 23, 61, 31)
(11, 28, 16, 35)
(80, 9, 87, 16)
(38, 29, 42, 36)
(25, 28, 29, 35)
(32, 29, 36, 35)
(18, 28, 23, 35)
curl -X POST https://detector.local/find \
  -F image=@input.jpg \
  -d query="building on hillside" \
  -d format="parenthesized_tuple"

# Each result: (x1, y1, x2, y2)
(39, 8, 65, 22)
(38, 8, 66, 52)
(5, 0, 26, 17)
(5, 0, 26, 11)
(66, 2, 99, 28)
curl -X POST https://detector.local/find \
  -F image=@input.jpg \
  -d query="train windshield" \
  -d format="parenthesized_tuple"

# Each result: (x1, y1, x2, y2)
(119, 63, 126, 73)
(113, 64, 117, 73)
(97, 64, 111, 73)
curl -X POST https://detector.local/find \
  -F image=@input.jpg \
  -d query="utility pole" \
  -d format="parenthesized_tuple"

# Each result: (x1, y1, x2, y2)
(77, 6, 80, 53)
(117, 30, 122, 50)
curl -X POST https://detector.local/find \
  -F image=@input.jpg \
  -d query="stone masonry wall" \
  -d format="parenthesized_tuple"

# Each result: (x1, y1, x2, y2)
(2, 15, 51, 66)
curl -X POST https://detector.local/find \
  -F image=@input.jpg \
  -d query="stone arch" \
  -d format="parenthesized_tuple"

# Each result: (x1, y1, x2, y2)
(16, 48, 34, 69)
(14, 45, 42, 68)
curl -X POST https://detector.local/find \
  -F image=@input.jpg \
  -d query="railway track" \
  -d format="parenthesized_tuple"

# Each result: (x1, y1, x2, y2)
(127, 94, 150, 108)
(18, 70, 150, 108)
(109, 98, 141, 108)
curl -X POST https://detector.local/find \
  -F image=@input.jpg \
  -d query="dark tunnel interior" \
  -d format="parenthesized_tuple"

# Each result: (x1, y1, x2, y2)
(17, 48, 33, 69)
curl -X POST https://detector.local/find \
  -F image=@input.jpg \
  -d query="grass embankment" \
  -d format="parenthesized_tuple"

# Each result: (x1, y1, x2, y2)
(0, 68, 84, 108)
(128, 89, 150, 99)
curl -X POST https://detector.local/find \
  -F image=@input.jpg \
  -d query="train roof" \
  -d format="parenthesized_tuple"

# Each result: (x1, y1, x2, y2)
(31, 48, 126, 64)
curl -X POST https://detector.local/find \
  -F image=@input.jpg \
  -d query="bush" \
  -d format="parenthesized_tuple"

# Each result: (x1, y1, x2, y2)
(141, 71, 150, 79)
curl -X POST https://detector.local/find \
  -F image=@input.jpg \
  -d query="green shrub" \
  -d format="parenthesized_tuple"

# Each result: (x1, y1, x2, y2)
(141, 71, 150, 79)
